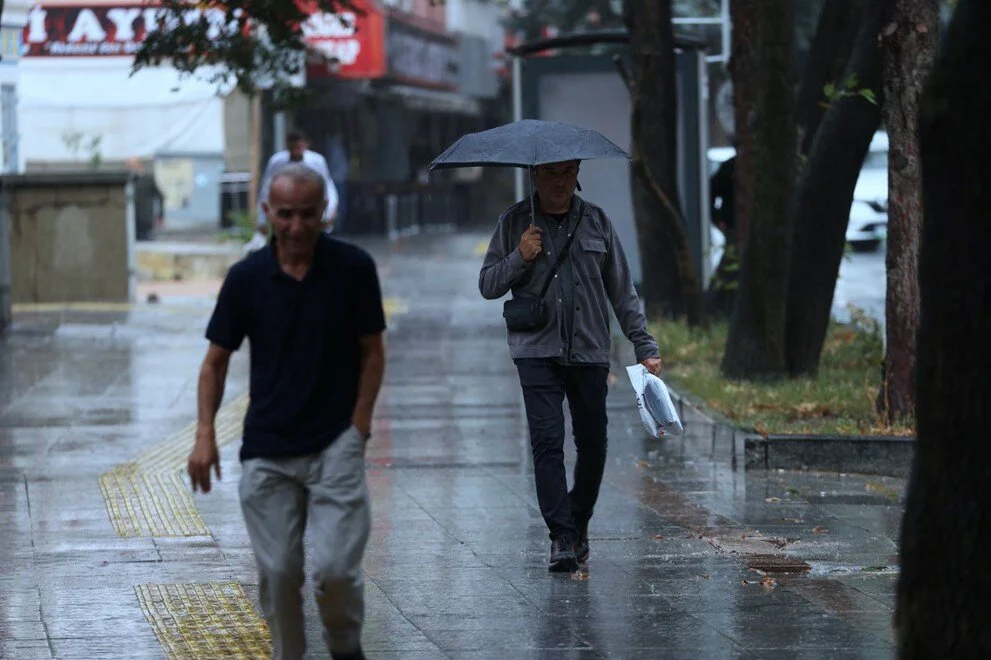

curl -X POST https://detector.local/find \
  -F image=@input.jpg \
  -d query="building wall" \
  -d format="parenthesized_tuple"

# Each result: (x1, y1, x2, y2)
(446, 0, 507, 100)
(223, 89, 252, 172)
(380, 0, 445, 27)
(5, 173, 134, 303)
(446, 0, 505, 45)
(1, 0, 31, 175)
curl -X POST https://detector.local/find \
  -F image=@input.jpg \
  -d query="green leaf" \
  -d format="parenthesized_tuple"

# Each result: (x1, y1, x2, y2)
(843, 73, 859, 90)
(823, 82, 837, 100)
(859, 89, 878, 105)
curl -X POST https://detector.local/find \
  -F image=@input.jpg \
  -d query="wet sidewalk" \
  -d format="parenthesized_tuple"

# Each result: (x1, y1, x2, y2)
(1, 232, 902, 659)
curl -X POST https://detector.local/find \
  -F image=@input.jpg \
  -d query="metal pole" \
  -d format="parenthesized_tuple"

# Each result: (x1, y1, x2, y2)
(248, 94, 263, 222)
(512, 55, 524, 202)
(0, 180, 11, 334)
(721, 0, 731, 64)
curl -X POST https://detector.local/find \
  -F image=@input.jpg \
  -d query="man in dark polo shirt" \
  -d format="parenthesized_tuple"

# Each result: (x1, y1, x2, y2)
(187, 163, 386, 660)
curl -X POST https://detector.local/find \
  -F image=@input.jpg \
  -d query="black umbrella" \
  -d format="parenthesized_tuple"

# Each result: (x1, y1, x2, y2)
(429, 119, 629, 170)
(430, 120, 628, 226)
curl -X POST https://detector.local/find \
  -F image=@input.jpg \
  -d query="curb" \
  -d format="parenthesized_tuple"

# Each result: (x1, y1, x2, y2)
(664, 381, 915, 478)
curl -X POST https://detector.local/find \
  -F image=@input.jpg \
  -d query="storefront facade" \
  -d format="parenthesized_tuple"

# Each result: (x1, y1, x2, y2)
(17, 1, 231, 231)
(293, 0, 502, 233)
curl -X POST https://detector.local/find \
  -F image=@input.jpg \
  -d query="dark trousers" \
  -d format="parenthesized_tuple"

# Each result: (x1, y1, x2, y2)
(516, 358, 609, 541)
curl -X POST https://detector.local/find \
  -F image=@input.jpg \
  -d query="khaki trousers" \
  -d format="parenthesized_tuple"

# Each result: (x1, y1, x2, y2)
(239, 426, 370, 659)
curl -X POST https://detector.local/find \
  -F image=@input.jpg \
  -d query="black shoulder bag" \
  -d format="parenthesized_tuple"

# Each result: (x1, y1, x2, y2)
(502, 202, 584, 332)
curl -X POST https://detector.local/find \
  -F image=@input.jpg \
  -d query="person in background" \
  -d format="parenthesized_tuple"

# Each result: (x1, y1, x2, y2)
(327, 132, 350, 232)
(245, 130, 339, 254)
(125, 157, 164, 240)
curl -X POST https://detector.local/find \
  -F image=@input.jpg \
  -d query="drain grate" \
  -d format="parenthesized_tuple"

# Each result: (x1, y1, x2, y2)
(745, 554, 812, 573)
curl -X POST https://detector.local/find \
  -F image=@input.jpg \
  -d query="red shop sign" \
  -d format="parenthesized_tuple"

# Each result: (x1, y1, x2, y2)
(22, 2, 246, 58)
(300, 0, 386, 80)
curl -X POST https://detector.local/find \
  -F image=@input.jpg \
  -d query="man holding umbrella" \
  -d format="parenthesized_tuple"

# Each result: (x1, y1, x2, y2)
(433, 121, 662, 572)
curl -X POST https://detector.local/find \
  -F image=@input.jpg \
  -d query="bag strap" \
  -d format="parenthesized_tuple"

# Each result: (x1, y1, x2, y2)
(538, 199, 585, 300)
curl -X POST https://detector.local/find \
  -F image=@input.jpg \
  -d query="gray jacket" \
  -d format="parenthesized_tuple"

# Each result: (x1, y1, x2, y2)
(479, 195, 659, 364)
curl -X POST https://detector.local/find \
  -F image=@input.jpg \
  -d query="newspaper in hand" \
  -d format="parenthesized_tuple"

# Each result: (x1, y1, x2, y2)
(625, 364, 684, 438)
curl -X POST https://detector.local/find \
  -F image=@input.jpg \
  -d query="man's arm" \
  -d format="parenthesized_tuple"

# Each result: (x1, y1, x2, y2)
(189, 344, 232, 493)
(188, 267, 247, 492)
(351, 333, 386, 439)
(478, 213, 532, 300)
(313, 155, 339, 221)
(602, 220, 661, 364)
(351, 254, 387, 439)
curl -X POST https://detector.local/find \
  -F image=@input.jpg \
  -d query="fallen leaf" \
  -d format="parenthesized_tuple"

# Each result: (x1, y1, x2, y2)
(765, 497, 782, 503)
(812, 526, 826, 535)
(654, 534, 665, 541)
(637, 460, 652, 469)
(761, 576, 777, 591)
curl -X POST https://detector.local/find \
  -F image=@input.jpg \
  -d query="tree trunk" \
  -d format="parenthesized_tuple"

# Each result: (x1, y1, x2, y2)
(623, 0, 701, 325)
(875, 0, 939, 423)
(703, 0, 758, 321)
(729, 0, 757, 256)
(797, 0, 864, 156)
(895, 1, 991, 653)
(708, 0, 859, 322)
(784, 0, 885, 376)
(719, 0, 797, 379)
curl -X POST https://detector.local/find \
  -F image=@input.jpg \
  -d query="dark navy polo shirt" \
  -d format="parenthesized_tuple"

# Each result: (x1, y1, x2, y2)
(205, 234, 387, 461)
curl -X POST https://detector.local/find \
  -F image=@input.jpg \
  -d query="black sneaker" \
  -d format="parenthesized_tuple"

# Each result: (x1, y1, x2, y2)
(331, 649, 365, 660)
(575, 520, 590, 563)
(549, 535, 579, 572)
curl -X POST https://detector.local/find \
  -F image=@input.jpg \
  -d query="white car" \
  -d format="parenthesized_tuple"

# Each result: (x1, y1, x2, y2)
(846, 131, 888, 252)
(705, 130, 890, 253)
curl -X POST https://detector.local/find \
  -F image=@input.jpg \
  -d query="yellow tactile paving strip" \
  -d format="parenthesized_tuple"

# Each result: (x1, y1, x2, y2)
(13, 302, 214, 315)
(100, 394, 249, 538)
(383, 296, 409, 318)
(17, 297, 408, 320)
(135, 582, 270, 659)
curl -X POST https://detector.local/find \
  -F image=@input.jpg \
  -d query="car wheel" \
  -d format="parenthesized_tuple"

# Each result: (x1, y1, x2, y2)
(849, 239, 881, 253)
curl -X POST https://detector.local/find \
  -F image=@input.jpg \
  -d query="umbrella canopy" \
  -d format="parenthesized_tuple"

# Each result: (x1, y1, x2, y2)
(429, 119, 630, 171)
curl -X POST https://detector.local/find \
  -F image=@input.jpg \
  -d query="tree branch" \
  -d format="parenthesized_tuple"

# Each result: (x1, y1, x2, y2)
(612, 54, 635, 94)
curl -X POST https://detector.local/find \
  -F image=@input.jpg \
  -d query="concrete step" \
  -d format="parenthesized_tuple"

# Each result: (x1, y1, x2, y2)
(137, 240, 243, 282)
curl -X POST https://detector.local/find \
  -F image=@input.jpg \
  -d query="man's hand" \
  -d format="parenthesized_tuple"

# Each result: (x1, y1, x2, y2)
(518, 225, 544, 262)
(641, 357, 663, 376)
(188, 427, 221, 493)
(352, 413, 372, 442)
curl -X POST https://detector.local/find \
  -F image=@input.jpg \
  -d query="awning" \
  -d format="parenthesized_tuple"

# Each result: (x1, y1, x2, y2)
(374, 84, 480, 116)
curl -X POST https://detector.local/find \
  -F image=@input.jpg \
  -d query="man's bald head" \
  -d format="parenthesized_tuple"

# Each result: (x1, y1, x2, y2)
(269, 162, 326, 200)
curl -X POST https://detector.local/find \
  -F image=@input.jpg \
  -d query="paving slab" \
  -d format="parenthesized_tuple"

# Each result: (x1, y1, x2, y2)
(0, 231, 902, 659)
